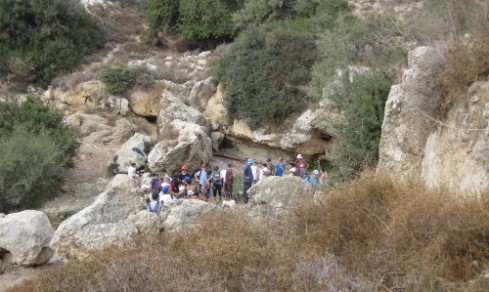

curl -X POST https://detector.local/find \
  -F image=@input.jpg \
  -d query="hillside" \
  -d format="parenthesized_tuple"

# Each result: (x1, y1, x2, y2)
(2, 0, 489, 291)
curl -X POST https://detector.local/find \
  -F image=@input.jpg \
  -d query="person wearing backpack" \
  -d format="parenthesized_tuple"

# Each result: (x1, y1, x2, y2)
(211, 165, 223, 201)
(147, 192, 161, 214)
(194, 163, 209, 197)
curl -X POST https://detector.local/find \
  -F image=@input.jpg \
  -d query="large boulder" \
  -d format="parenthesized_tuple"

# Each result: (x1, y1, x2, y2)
(158, 90, 210, 129)
(147, 120, 212, 174)
(113, 132, 151, 173)
(161, 200, 218, 232)
(0, 210, 54, 266)
(64, 113, 138, 145)
(187, 77, 218, 111)
(127, 83, 166, 117)
(51, 175, 161, 259)
(203, 84, 227, 125)
(248, 176, 313, 218)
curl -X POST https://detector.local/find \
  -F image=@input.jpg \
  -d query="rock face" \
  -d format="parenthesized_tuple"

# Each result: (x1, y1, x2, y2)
(161, 200, 218, 232)
(0, 210, 54, 266)
(113, 132, 151, 173)
(51, 175, 161, 259)
(127, 83, 166, 117)
(379, 46, 489, 194)
(158, 89, 210, 129)
(147, 120, 212, 174)
(248, 176, 313, 218)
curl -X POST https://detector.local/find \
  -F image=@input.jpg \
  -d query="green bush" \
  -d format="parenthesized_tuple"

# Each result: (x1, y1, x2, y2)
(310, 13, 406, 99)
(233, 0, 349, 31)
(0, 97, 79, 213)
(215, 26, 317, 128)
(0, 0, 106, 87)
(326, 70, 392, 180)
(145, 0, 244, 40)
(101, 64, 145, 95)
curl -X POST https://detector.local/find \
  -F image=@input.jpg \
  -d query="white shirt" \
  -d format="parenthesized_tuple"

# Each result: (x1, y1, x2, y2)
(221, 169, 227, 183)
(222, 199, 236, 208)
(128, 166, 136, 179)
(251, 165, 258, 181)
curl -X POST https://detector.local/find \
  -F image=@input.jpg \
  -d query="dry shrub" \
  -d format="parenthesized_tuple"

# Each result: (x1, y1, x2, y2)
(293, 171, 489, 290)
(12, 172, 489, 291)
(437, 31, 489, 107)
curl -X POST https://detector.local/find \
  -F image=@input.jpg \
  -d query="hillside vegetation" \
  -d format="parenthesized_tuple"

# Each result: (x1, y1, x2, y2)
(0, 0, 105, 88)
(0, 97, 79, 213)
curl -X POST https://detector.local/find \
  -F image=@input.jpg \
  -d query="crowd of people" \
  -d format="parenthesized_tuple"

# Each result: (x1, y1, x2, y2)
(127, 154, 327, 214)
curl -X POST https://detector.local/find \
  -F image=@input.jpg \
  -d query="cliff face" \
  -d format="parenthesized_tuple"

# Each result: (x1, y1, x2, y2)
(379, 46, 489, 194)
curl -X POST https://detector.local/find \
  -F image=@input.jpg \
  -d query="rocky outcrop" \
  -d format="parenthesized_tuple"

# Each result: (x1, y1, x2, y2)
(0, 210, 54, 266)
(379, 46, 489, 194)
(161, 200, 218, 232)
(203, 84, 227, 125)
(51, 175, 160, 259)
(187, 77, 218, 111)
(248, 176, 313, 218)
(127, 83, 166, 117)
(147, 120, 212, 174)
(113, 133, 151, 173)
(158, 89, 210, 129)
(45, 81, 129, 115)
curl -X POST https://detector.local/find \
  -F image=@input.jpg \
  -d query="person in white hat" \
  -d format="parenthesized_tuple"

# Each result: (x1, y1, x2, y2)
(307, 169, 321, 189)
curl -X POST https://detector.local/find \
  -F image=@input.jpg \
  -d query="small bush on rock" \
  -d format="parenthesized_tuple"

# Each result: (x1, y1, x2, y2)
(101, 64, 146, 95)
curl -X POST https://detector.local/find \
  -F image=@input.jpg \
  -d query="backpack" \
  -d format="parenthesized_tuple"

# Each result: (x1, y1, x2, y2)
(212, 172, 222, 185)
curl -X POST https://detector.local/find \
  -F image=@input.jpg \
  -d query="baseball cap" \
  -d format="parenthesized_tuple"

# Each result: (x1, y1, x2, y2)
(247, 158, 254, 164)
(181, 165, 187, 170)
(313, 169, 319, 175)
(228, 162, 235, 167)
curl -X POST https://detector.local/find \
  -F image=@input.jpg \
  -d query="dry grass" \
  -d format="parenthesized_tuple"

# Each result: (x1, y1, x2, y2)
(437, 31, 489, 108)
(10, 172, 489, 291)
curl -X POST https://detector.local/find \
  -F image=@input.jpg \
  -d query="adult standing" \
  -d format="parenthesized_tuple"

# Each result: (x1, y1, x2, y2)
(266, 158, 275, 176)
(128, 162, 137, 186)
(242, 159, 254, 203)
(194, 163, 209, 196)
(211, 166, 223, 201)
(179, 165, 192, 184)
(224, 162, 235, 195)
(251, 160, 258, 184)
(275, 157, 286, 177)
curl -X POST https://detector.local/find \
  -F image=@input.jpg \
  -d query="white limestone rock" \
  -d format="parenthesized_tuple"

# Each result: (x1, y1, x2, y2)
(0, 210, 54, 266)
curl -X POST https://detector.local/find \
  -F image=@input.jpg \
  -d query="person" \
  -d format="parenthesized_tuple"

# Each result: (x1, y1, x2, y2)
(298, 163, 307, 179)
(294, 154, 309, 170)
(211, 166, 223, 201)
(224, 162, 235, 195)
(128, 162, 137, 186)
(185, 177, 198, 199)
(289, 167, 297, 176)
(260, 163, 271, 180)
(242, 159, 254, 203)
(275, 158, 286, 177)
(194, 163, 209, 196)
(140, 184, 151, 202)
(175, 177, 189, 199)
(320, 169, 329, 185)
(147, 192, 161, 214)
(151, 176, 162, 198)
(179, 165, 192, 184)
(251, 160, 258, 184)
(266, 158, 275, 176)
(150, 173, 159, 191)
(160, 168, 172, 182)
(308, 169, 321, 189)
(221, 192, 236, 208)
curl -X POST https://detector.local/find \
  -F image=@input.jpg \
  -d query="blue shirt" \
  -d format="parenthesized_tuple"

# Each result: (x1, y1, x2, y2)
(243, 164, 253, 184)
(275, 162, 285, 176)
(196, 170, 208, 185)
